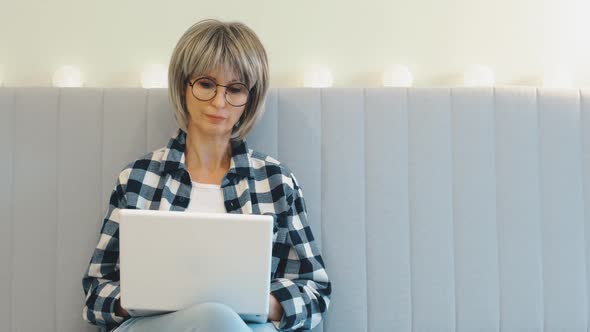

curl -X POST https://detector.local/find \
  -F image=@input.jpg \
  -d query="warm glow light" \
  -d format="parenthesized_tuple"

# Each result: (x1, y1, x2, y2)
(52, 66, 83, 87)
(303, 65, 333, 87)
(543, 66, 573, 88)
(141, 64, 168, 88)
(382, 65, 413, 87)
(463, 65, 495, 87)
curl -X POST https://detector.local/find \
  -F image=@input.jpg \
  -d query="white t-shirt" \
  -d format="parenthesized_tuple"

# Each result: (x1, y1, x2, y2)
(185, 181, 226, 213)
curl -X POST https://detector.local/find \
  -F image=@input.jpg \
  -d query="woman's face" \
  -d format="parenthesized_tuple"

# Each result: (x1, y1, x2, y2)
(184, 67, 246, 140)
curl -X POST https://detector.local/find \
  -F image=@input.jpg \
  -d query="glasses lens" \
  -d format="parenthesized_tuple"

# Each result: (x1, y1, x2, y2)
(192, 78, 216, 101)
(225, 83, 249, 106)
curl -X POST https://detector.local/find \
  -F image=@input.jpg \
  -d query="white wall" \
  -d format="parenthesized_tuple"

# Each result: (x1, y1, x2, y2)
(1, 0, 590, 87)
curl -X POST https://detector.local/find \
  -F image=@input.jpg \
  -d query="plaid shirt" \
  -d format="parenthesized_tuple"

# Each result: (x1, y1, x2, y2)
(82, 128, 331, 332)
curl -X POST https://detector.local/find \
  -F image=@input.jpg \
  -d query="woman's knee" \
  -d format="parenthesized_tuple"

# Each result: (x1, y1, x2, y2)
(182, 302, 236, 319)
(177, 302, 251, 331)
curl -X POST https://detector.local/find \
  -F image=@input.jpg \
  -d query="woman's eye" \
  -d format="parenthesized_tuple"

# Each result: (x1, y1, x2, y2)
(228, 85, 246, 94)
(199, 81, 214, 89)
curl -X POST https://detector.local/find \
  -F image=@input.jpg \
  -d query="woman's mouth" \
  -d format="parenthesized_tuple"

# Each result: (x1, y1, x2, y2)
(205, 114, 227, 122)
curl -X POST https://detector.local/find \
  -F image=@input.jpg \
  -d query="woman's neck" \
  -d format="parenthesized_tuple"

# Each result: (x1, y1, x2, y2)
(184, 129, 232, 174)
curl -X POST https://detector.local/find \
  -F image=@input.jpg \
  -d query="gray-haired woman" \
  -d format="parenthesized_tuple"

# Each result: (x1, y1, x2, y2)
(81, 19, 331, 332)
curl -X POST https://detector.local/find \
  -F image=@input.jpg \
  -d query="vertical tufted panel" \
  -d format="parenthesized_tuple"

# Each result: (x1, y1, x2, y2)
(248, 88, 279, 158)
(275, 88, 323, 250)
(364, 88, 412, 332)
(0, 88, 15, 331)
(450, 88, 500, 332)
(408, 88, 456, 332)
(12, 88, 59, 332)
(495, 87, 544, 331)
(321, 89, 368, 332)
(146, 89, 178, 152)
(537, 88, 587, 330)
(273, 88, 324, 332)
(56, 88, 104, 332)
(101, 89, 148, 213)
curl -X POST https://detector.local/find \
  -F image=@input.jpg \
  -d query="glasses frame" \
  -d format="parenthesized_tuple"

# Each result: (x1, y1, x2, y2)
(187, 77, 251, 107)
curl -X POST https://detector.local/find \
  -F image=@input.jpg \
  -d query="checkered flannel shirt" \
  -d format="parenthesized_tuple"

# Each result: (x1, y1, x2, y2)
(82, 128, 331, 332)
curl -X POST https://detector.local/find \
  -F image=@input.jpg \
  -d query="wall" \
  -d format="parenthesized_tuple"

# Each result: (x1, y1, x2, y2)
(1, 0, 589, 87)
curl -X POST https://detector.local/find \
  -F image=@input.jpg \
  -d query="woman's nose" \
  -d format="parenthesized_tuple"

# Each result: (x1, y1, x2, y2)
(211, 87, 227, 107)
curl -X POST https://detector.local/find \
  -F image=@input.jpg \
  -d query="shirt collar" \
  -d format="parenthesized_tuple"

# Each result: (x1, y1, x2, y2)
(159, 128, 254, 180)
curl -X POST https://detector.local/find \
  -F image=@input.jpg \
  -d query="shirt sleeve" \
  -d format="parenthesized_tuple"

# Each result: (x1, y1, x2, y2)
(81, 173, 130, 331)
(270, 173, 332, 331)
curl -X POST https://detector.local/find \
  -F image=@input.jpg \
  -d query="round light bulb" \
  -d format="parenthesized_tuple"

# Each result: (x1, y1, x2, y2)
(141, 64, 168, 88)
(52, 65, 83, 87)
(543, 67, 573, 88)
(463, 65, 495, 87)
(382, 65, 413, 87)
(303, 65, 333, 87)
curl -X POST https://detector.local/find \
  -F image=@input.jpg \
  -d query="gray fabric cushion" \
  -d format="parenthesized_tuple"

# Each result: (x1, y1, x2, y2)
(1, 87, 589, 331)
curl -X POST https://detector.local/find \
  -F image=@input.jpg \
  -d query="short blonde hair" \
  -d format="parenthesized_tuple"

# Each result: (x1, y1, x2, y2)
(168, 19, 269, 141)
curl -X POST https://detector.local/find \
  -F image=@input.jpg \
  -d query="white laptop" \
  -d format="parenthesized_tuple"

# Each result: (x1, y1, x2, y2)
(118, 209, 274, 323)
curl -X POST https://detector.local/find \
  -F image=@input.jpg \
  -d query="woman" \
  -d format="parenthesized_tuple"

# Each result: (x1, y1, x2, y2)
(81, 19, 331, 332)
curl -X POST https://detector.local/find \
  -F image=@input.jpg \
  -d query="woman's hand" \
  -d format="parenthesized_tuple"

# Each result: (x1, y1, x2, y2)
(268, 294, 283, 321)
(114, 298, 130, 319)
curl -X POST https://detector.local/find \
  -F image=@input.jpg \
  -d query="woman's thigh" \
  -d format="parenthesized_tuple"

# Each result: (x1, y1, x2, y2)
(114, 302, 259, 332)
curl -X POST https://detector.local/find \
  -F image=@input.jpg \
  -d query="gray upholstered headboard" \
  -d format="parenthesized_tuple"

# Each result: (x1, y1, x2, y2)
(1, 87, 590, 332)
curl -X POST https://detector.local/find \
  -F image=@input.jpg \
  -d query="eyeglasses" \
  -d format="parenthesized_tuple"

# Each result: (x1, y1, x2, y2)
(188, 77, 251, 107)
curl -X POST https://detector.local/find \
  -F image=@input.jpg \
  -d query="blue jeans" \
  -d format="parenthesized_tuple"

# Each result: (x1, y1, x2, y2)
(113, 302, 278, 332)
